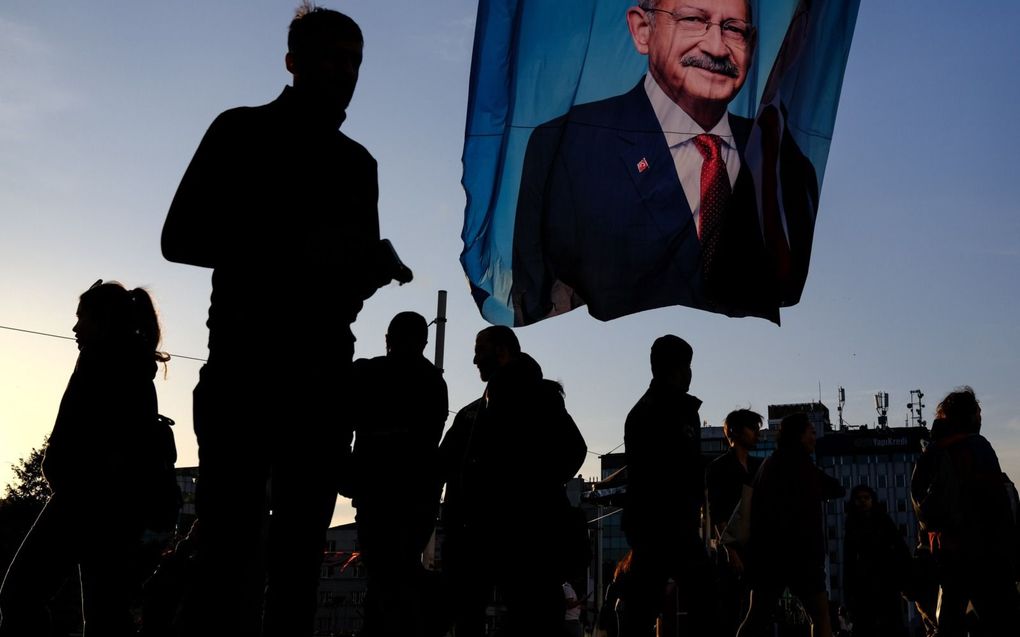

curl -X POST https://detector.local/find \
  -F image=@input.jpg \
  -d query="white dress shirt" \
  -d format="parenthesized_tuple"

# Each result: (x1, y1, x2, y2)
(644, 74, 741, 234)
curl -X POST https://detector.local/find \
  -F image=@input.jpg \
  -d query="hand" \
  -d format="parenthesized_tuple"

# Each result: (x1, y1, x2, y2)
(378, 239, 413, 285)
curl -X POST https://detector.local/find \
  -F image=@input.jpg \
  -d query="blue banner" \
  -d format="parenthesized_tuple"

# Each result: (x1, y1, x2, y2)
(461, 0, 860, 326)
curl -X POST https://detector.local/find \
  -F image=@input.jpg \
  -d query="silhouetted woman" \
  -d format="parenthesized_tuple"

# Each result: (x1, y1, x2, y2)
(737, 413, 845, 637)
(596, 550, 634, 637)
(843, 484, 909, 637)
(0, 281, 172, 636)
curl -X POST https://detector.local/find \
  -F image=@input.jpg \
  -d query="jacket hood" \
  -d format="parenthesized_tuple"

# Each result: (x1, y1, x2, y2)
(490, 352, 542, 385)
(485, 352, 552, 403)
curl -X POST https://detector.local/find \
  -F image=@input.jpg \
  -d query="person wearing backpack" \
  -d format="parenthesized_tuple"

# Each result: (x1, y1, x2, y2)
(910, 388, 1019, 635)
(0, 280, 177, 636)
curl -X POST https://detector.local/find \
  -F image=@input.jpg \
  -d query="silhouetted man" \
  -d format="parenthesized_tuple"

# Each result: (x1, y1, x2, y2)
(707, 408, 762, 540)
(622, 335, 718, 636)
(348, 312, 447, 637)
(706, 408, 762, 635)
(440, 326, 587, 637)
(161, 7, 398, 636)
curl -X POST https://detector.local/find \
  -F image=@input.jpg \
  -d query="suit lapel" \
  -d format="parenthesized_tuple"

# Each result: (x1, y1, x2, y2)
(616, 84, 695, 238)
(614, 82, 701, 291)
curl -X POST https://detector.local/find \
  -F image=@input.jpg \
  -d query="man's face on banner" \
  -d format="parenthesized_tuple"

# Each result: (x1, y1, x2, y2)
(629, 0, 753, 123)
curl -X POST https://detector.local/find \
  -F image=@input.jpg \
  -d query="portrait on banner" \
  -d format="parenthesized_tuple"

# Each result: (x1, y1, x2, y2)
(460, 0, 859, 326)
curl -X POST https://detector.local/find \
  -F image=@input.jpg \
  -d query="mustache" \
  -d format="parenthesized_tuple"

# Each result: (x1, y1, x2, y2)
(680, 53, 740, 78)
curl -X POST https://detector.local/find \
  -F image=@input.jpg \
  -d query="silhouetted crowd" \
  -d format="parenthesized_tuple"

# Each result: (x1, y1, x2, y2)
(596, 346, 1020, 637)
(594, 374, 1020, 637)
(1, 6, 1018, 637)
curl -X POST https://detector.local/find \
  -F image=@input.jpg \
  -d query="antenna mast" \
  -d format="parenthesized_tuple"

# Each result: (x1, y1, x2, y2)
(874, 391, 889, 428)
(837, 386, 846, 429)
(907, 389, 926, 427)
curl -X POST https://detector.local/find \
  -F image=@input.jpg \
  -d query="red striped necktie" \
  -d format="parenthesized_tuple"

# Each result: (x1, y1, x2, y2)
(692, 133, 731, 278)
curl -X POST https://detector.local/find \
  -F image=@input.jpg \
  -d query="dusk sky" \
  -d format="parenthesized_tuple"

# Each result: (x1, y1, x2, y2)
(2, 1, 1019, 526)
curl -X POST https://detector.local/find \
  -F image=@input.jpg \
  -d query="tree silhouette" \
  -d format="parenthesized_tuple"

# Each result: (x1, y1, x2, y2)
(1, 438, 51, 570)
(5, 437, 50, 506)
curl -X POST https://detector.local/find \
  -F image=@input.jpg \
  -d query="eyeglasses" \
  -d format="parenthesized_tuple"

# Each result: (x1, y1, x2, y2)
(642, 6, 753, 49)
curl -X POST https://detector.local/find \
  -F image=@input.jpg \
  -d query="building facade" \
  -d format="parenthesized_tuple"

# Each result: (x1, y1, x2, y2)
(315, 523, 367, 636)
(174, 465, 199, 535)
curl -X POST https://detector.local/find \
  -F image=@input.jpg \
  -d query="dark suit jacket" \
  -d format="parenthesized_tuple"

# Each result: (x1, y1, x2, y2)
(512, 79, 818, 326)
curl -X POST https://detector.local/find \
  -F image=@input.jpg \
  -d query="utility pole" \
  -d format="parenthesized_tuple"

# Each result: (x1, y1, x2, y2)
(423, 290, 448, 571)
(433, 290, 447, 373)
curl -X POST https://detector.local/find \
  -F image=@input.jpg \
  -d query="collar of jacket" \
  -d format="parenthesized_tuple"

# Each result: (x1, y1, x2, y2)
(647, 378, 702, 409)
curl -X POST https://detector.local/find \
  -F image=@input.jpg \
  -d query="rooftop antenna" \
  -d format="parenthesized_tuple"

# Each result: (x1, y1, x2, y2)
(837, 386, 846, 429)
(907, 389, 926, 428)
(874, 391, 889, 428)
